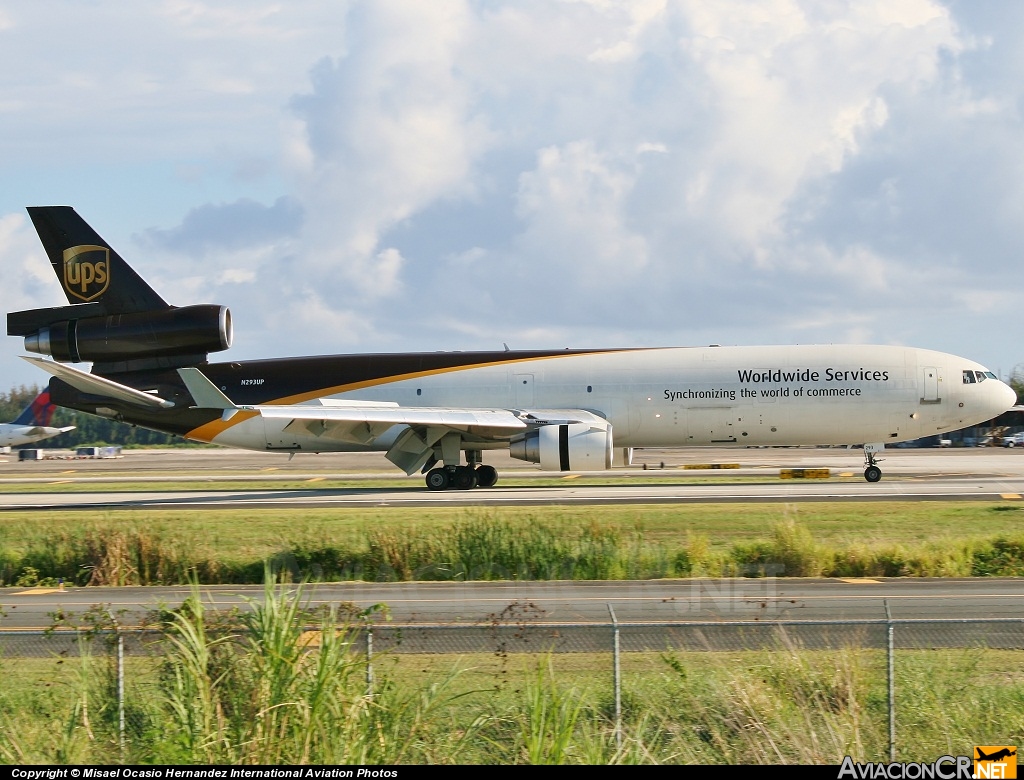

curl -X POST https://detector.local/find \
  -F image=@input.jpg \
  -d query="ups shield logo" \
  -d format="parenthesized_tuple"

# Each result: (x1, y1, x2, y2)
(63, 245, 110, 302)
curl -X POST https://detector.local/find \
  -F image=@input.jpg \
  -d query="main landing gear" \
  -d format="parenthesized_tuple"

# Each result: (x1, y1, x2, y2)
(862, 443, 884, 483)
(425, 464, 499, 491)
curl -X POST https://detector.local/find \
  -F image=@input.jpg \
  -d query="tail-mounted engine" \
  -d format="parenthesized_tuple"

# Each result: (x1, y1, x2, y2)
(510, 420, 613, 471)
(9, 304, 232, 365)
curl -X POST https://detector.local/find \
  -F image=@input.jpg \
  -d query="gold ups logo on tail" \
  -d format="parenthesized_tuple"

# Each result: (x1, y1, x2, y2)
(62, 245, 109, 302)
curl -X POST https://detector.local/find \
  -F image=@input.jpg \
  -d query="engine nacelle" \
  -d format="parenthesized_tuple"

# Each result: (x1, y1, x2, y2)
(23, 304, 232, 363)
(510, 421, 613, 471)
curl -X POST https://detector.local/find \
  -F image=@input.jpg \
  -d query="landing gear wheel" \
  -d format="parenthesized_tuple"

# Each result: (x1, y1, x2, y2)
(862, 444, 885, 484)
(475, 465, 498, 488)
(426, 468, 450, 491)
(452, 466, 477, 490)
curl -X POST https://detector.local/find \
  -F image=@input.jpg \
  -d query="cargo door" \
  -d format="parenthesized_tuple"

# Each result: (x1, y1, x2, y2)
(921, 367, 940, 404)
(514, 373, 535, 407)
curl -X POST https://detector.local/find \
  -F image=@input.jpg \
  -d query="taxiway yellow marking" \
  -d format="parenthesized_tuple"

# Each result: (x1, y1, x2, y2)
(561, 474, 581, 480)
(305, 477, 326, 483)
(60, 470, 76, 474)
(780, 468, 830, 479)
(838, 578, 882, 584)
(840, 472, 854, 477)
(262, 467, 279, 472)
(11, 588, 61, 596)
(1001, 493, 1022, 500)
(49, 480, 73, 484)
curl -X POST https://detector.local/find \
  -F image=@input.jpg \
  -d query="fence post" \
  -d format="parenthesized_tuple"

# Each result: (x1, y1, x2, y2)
(366, 623, 374, 697)
(607, 604, 621, 751)
(106, 611, 126, 762)
(118, 631, 125, 759)
(885, 599, 895, 762)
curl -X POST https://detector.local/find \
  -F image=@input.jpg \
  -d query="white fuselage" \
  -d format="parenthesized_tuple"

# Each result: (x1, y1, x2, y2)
(0, 423, 69, 448)
(206, 345, 1015, 454)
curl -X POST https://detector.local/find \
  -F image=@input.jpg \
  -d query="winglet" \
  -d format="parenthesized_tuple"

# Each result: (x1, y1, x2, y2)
(177, 367, 238, 410)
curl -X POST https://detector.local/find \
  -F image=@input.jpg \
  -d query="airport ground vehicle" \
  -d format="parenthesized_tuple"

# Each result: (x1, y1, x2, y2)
(1003, 432, 1024, 447)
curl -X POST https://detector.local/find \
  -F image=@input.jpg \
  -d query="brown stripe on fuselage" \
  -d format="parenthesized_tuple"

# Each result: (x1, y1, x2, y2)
(183, 348, 637, 441)
(263, 349, 633, 405)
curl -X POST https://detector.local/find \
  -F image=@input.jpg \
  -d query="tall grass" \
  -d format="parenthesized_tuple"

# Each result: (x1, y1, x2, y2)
(142, 572, 487, 764)
(5, 513, 1024, 585)
(3, 579, 1024, 763)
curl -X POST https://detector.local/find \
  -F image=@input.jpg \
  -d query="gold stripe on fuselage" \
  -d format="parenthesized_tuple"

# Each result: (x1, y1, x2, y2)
(183, 349, 634, 441)
(186, 409, 260, 443)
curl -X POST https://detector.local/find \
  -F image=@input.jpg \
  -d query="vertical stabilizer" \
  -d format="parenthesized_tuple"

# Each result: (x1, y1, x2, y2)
(12, 390, 58, 426)
(27, 206, 167, 314)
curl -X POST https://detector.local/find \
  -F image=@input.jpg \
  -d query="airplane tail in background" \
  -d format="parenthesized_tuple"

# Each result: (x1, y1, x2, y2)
(12, 390, 58, 427)
(8, 207, 232, 372)
(27, 206, 168, 313)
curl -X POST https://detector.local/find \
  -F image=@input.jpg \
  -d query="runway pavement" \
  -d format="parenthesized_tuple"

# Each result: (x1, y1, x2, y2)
(4, 577, 1024, 629)
(0, 446, 1023, 508)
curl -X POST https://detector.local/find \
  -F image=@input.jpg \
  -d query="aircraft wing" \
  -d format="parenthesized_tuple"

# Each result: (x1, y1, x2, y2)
(176, 366, 587, 474)
(257, 406, 588, 474)
(27, 425, 76, 436)
(258, 404, 531, 442)
(177, 366, 578, 440)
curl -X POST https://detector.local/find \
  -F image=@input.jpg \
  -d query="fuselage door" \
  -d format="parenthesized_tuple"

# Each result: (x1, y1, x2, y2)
(515, 373, 535, 407)
(921, 367, 940, 404)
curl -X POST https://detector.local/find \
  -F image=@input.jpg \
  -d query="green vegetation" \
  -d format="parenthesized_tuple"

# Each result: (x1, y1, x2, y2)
(1, 580, 1022, 764)
(1009, 365, 1024, 405)
(2, 504, 1024, 585)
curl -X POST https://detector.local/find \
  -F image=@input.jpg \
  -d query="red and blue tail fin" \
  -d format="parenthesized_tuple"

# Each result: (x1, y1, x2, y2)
(13, 390, 57, 426)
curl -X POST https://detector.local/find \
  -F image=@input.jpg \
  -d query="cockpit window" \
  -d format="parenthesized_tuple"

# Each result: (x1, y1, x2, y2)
(975, 371, 987, 382)
(985, 371, 998, 380)
(963, 370, 976, 384)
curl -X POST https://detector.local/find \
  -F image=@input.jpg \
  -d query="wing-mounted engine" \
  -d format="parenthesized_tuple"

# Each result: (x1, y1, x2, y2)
(510, 416, 613, 471)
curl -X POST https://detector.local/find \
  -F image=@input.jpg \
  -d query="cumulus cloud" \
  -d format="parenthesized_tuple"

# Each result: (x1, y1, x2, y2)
(514, 141, 650, 285)
(140, 196, 304, 254)
(311, 0, 971, 349)
(0, 212, 68, 320)
(6, 0, 1024, 387)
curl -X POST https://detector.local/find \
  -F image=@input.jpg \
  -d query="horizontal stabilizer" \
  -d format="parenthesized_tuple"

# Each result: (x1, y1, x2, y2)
(21, 356, 174, 409)
(26, 425, 75, 436)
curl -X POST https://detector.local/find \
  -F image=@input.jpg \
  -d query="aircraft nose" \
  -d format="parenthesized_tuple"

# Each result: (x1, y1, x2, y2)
(996, 380, 1018, 414)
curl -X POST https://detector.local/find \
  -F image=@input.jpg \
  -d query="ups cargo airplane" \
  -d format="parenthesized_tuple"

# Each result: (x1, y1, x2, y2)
(7, 207, 1016, 489)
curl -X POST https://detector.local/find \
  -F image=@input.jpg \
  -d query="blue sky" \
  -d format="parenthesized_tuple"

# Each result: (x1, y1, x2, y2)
(1, 0, 1022, 389)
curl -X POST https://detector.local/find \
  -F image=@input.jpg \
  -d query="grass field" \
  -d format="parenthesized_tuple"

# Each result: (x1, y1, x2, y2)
(2, 502, 1024, 585)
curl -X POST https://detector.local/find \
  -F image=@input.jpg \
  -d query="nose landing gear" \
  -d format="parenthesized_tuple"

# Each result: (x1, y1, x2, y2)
(862, 443, 885, 483)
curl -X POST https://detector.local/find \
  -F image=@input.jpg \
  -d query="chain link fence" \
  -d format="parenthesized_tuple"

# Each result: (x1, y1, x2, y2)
(2, 612, 1023, 761)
